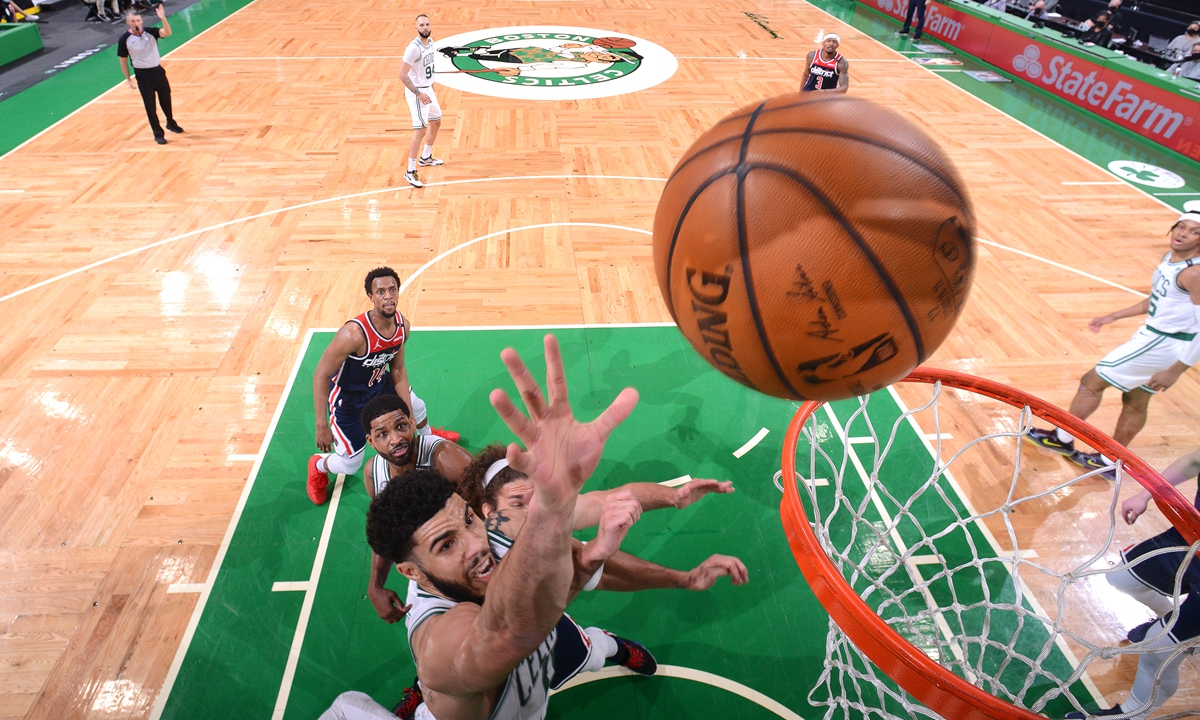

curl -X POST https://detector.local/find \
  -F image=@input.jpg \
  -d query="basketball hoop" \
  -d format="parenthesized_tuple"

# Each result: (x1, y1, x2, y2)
(779, 367, 1200, 720)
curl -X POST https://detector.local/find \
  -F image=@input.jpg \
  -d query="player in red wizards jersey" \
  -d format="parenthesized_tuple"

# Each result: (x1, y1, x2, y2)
(307, 267, 458, 504)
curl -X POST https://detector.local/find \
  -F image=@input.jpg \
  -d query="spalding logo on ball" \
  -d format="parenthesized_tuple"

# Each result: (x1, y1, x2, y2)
(653, 94, 977, 402)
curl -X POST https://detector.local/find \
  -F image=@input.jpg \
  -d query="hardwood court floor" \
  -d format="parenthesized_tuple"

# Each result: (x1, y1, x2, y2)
(0, 0, 1198, 716)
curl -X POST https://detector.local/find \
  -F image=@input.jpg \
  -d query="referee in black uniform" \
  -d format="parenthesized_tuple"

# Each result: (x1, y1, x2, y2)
(118, 4, 184, 145)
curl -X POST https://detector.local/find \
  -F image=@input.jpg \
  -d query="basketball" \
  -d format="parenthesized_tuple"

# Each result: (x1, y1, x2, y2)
(593, 36, 636, 49)
(653, 94, 976, 401)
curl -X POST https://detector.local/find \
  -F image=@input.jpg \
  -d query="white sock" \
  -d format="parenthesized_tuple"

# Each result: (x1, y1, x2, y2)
(324, 452, 363, 476)
(1100, 454, 1115, 466)
(422, 144, 433, 159)
(584, 627, 618, 667)
(1127, 627, 1185, 717)
(1055, 428, 1074, 444)
(407, 158, 416, 172)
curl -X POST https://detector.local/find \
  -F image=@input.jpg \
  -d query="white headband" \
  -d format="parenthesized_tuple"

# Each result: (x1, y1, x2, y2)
(822, 33, 840, 43)
(1180, 201, 1200, 225)
(483, 458, 509, 487)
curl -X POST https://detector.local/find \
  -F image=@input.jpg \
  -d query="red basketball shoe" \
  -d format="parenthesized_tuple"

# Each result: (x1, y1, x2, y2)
(307, 455, 329, 505)
(429, 427, 460, 443)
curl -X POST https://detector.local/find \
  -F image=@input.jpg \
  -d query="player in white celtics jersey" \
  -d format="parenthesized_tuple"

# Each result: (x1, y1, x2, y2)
(1028, 204, 1200, 479)
(398, 14, 443, 188)
(360, 393, 474, 623)
(342, 337, 746, 720)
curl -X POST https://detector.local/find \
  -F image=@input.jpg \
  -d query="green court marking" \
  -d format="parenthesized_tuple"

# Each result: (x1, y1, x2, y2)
(157, 325, 1094, 719)
(0, 0, 257, 157)
(805, 0, 1200, 212)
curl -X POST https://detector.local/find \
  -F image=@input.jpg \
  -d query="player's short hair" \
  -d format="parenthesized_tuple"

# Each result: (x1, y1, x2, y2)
(459, 443, 523, 517)
(360, 394, 412, 436)
(367, 469, 456, 563)
(364, 267, 400, 295)
(416, 13, 429, 21)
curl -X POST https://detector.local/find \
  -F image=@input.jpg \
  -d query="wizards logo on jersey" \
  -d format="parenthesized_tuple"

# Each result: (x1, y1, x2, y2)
(434, 26, 677, 101)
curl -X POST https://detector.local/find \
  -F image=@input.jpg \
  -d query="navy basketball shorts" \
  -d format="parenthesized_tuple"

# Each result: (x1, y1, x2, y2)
(328, 377, 395, 458)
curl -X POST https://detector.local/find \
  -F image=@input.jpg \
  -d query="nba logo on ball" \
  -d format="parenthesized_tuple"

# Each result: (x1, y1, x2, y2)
(435, 26, 678, 101)
(653, 94, 977, 402)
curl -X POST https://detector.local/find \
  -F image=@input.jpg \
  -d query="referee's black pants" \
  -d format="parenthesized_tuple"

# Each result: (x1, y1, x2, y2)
(902, 0, 927, 38)
(133, 65, 174, 139)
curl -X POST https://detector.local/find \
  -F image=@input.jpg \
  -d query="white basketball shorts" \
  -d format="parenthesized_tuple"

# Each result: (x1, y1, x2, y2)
(405, 86, 442, 129)
(1095, 326, 1193, 393)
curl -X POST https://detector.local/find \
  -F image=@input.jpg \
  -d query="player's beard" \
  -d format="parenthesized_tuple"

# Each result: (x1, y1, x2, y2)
(423, 551, 493, 604)
(382, 441, 413, 467)
(418, 28, 431, 39)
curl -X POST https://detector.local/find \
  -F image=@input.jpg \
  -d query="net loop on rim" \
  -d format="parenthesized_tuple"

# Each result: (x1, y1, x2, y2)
(780, 368, 1200, 720)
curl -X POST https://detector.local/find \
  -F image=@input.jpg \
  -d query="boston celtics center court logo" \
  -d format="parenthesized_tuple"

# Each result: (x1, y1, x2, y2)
(434, 26, 677, 101)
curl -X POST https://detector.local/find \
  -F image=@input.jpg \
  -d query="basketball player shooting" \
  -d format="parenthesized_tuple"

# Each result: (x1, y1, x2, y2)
(353, 336, 746, 720)
(308, 267, 454, 506)
(800, 34, 849, 94)
(1027, 204, 1200, 479)
(399, 14, 444, 188)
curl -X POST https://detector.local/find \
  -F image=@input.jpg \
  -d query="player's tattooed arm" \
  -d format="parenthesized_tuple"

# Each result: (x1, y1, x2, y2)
(484, 506, 527, 542)
(484, 509, 511, 534)
(836, 58, 850, 93)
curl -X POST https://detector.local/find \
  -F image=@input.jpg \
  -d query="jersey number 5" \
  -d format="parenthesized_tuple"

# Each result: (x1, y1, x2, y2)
(1149, 295, 1159, 317)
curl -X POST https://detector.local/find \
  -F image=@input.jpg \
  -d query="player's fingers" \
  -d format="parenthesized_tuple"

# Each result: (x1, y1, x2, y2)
(500, 348, 547, 419)
(505, 442, 534, 476)
(717, 480, 735, 493)
(542, 335, 569, 407)
(490, 388, 536, 445)
(591, 387, 639, 439)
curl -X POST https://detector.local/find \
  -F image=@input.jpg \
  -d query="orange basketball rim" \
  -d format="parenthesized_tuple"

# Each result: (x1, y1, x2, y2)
(777, 367, 1200, 720)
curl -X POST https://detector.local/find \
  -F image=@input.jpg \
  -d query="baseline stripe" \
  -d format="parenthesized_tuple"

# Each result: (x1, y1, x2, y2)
(150, 328, 316, 720)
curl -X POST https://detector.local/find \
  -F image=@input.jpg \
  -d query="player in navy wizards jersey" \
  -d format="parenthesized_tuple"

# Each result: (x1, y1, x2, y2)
(800, 34, 850, 94)
(308, 267, 458, 505)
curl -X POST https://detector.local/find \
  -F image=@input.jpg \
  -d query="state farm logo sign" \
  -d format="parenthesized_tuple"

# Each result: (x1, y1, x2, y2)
(876, 0, 964, 40)
(1011, 45, 1190, 139)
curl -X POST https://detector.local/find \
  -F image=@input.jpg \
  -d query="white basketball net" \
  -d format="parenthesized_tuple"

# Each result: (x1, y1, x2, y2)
(786, 381, 1200, 720)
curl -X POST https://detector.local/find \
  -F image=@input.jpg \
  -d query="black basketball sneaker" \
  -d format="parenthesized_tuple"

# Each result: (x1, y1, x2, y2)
(1024, 428, 1075, 456)
(605, 631, 658, 676)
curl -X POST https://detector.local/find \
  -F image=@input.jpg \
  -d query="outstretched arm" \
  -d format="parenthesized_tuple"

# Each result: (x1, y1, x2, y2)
(598, 552, 749, 592)
(572, 479, 733, 530)
(156, 3, 172, 37)
(412, 336, 638, 698)
(1122, 448, 1200, 524)
(1089, 297, 1150, 333)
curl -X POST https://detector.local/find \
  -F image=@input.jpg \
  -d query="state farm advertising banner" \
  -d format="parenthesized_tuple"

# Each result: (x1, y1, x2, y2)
(865, 0, 1200, 160)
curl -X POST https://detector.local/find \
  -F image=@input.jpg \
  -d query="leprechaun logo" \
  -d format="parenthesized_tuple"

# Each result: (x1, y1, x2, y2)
(433, 26, 678, 101)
